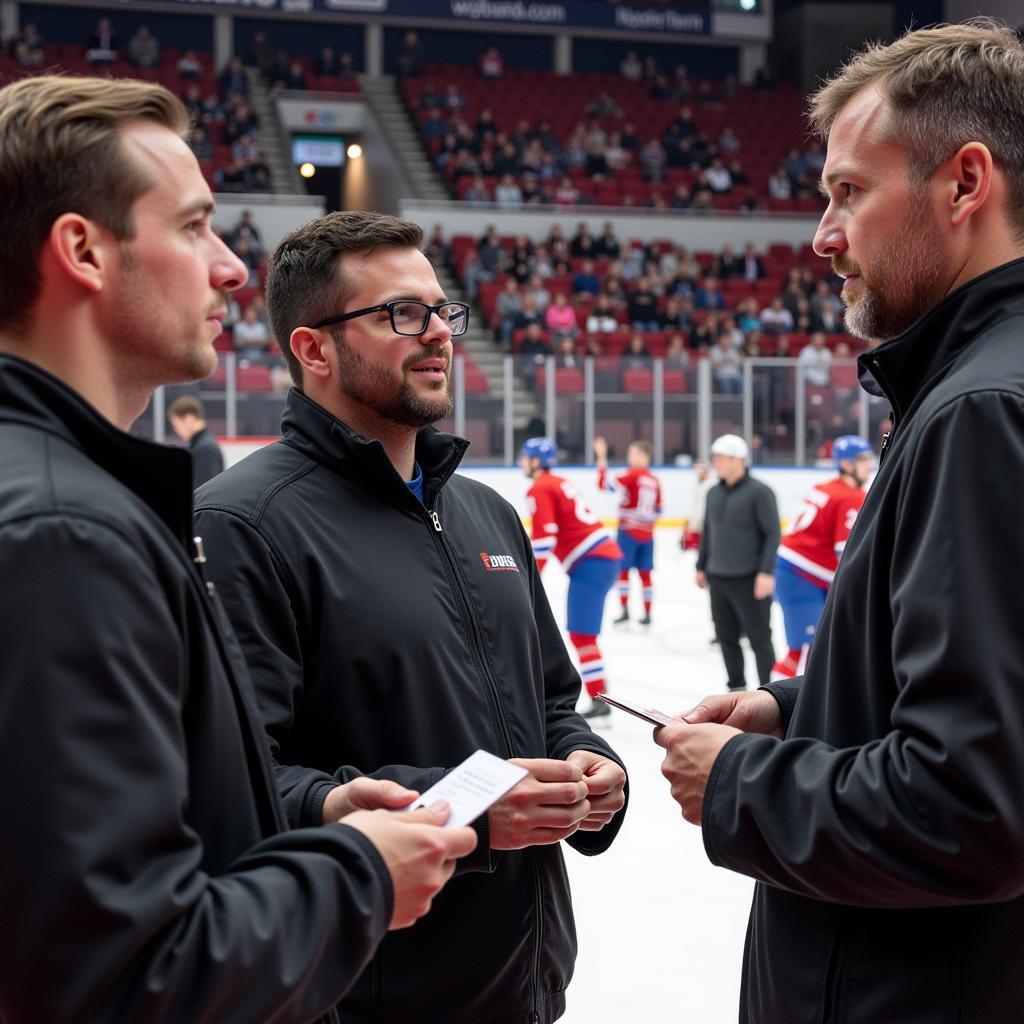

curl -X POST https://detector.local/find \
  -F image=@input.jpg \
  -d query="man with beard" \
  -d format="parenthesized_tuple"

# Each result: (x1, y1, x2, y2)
(194, 211, 627, 1024)
(653, 20, 1024, 1023)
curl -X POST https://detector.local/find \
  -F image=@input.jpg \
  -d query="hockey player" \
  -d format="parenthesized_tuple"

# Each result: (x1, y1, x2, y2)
(593, 436, 662, 626)
(773, 435, 874, 677)
(522, 437, 623, 721)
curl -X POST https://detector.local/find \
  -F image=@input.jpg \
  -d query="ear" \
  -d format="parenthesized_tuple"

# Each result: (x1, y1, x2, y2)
(945, 141, 994, 228)
(47, 213, 109, 293)
(289, 326, 333, 384)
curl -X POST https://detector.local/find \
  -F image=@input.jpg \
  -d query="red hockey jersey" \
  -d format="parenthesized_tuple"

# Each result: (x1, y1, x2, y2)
(526, 471, 621, 572)
(777, 477, 867, 587)
(597, 465, 662, 542)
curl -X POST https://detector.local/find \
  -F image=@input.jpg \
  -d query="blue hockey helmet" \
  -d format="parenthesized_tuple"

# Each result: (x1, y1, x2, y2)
(833, 435, 873, 470)
(520, 437, 558, 469)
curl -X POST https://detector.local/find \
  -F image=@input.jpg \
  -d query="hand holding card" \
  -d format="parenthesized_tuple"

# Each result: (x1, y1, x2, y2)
(595, 693, 678, 727)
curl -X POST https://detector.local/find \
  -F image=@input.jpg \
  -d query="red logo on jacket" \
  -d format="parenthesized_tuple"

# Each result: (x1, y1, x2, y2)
(479, 552, 520, 572)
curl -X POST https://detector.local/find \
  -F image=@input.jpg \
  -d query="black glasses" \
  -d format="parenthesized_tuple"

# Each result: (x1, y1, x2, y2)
(310, 300, 469, 337)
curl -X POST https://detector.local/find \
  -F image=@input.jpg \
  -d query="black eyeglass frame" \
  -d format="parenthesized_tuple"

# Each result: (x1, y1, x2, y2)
(309, 300, 470, 336)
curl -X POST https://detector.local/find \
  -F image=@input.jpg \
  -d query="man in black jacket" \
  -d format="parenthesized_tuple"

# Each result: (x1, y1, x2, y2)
(0, 75, 476, 1024)
(195, 210, 629, 1024)
(656, 21, 1024, 1023)
(168, 393, 224, 487)
(696, 433, 780, 691)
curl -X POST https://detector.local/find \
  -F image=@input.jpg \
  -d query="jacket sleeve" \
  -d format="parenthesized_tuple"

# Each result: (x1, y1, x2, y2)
(754, 481, 781, 574)
(518, 522, 629, 856)
(0, 516, 391, 1024)
(702, 393, 1024, 907)
(196, 507, 493, 872)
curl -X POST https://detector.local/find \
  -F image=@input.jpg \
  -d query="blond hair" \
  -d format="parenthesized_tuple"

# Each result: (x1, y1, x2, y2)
(0, 75, 189, 330)
(809, 20, 1024, 235)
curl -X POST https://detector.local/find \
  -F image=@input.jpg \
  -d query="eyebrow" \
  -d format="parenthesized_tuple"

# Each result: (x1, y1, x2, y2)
(818, 168, 860, 197)
(385, 294, 450, 305)
(177, 199, 216, 220)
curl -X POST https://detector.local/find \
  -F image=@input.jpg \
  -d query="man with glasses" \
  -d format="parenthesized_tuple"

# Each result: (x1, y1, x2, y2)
(195, 211, 628, 1024)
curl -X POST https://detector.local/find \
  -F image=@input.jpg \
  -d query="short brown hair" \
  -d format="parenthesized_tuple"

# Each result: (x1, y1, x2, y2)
(0, 75, 189, 332)
(629, 440, 653, 461)
(168, 394, 205, 420)
(808, 20, 1024, 237)
(265, 210, 424, 388)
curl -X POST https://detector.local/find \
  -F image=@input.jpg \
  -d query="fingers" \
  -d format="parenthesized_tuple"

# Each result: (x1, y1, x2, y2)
(438, 823, 478, 861)
(679, 694, 739, 724)
(509, 757, 584, 783)
(350, 777, 419, 810)
(390, 799, 452, 826)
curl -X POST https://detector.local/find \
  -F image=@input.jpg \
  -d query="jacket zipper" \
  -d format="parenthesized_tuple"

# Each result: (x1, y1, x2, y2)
(425, 506, 543, 1021)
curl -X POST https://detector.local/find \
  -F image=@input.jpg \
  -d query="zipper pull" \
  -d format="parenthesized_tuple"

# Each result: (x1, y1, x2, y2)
(429, 510, 442, 533)
(878, 430, 891, 461)
(192, 535, 216, 596)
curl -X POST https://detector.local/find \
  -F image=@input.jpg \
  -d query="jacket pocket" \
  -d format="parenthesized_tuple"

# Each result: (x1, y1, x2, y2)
(819, 928, 847, 1024)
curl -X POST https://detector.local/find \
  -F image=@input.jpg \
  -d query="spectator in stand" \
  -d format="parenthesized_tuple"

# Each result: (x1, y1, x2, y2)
(181, 82, 204, 122)
(761, 295, 795, 334)
(812, 296, 844, 335)
(692, 185, 715, 211)
(584, 142, 610, 180)
(768, 166, 793, 200)
(661, 295, 692, 332)
(709, 333, 743, 394)
(421, 109, 446, 144)
(782, 145, 811, 183)
(464, 175, 492, 204)
(284, 61, 308, 91)
(741, 243, 765, 281)
(804, 138, 827, 173)
(11, 22, 44, 66)
(223, 101, 259, 143)
(462, 227, 504, 299)
(228, 210, 263, 259)
(602, 269, 628, 309)
(562, 125, 587, 169)
(586, 295, 620, 334)
(587, 92, 622, 118)
(811, 278, 843, 318)
(643, 54, 659, 80)
(515, 295, 546, 337)
(572, 259, 601, 300)
(249, 166, 272, 194)
(554, 335, 580, 369)
(553, 176, 581, 207)
(127, 26, 160, 69)
(620, 49, 643, 81)
(792, 296, 815, 334)
(665, 334, 691, 371)
(694, 276, 726, 311)
(594, 223, 621, 260)
(650, 74, 673, 100)
(716, 243, 743, 279)
(774, 334, 793, 360)
(230, 236, 261, 285)
(177, 49, 203, 80)
(495, 278, 523, 346)
(248, 31, 274, 75)
(219, 57, 250, 100)
(673, 64, 693, 100)
(740, 190, 762, 213)
(230, 131, 262, 168)
(545, 293, 579, 345)
(628, 277, 660, 331)
(524, 273, 552, 312)
(569, 225, 596, 260)
(443, 83, 465, 111)
(188, 124, 213, 161)
(705, 158, 733, 193)
(248, 292, 272, 328)
(266, 51, 291, 92)
(518, 323, 551, 374)
(508, 236, 534, 283)
(639, 138, 666, 181)
(479, 45, 504, 79)
(395, 30, 422, 79)
(315, 46, 339, 76)
(473, 107, 497, 143)
(692, 313, 721, 350)
(529, 244, 555, 278)
(85, 16, 119, 64)
(718, 125, 742, 154)
(622, 333, 653, 371)
(603, 132, 629, 174)
(797, 331, 833, 387)
(423, 224, 450, 268)
(215, 160, 246, 193)
(728, 159, 750, 189)
(720, 314, 746, 349)
(667, 185, 690, 210)
(737, 296, 763, 333)
(232, 305, 274, 363)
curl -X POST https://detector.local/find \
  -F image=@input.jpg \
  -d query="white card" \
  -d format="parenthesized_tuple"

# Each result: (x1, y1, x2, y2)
(402, 750, 529, 828)
(595, 693, 678, 727)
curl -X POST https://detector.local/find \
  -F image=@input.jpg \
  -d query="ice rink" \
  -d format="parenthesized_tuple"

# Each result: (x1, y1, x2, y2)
(546, 528, 788, 1024)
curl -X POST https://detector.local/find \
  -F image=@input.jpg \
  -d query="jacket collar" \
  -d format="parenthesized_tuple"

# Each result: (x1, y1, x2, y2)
(279, 387, 469, 504)
(0, 353, 194, 544)
(857, 257, 1024, 422)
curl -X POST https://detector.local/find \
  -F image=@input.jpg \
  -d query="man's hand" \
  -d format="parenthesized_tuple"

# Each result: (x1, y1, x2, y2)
(654, 723, 740, 825)
(593, 436, 608, 462)
(754, 572, 775, 600)
(322, 778, 419, 824)
(489, 758, 591, 850)
(681, 689, 784, 738)
(343, 802, 477, 930)
(566, 749, 626, 831)
(695, 570, 708, 589)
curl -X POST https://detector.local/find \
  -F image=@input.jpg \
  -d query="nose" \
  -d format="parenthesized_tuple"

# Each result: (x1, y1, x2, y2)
(812, 208, 846, 259)
(210, 235, 249, 293)
(420, 310, 453, 346)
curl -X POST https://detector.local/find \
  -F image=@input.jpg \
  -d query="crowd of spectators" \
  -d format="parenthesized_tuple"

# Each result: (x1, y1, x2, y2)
(443, 221, 860, 401)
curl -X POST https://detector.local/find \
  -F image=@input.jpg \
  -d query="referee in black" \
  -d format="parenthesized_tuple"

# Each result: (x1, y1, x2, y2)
(695, 434, 780, 690)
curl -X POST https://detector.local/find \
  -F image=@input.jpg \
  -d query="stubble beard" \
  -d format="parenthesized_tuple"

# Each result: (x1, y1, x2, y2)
(335, 336, 453, 428)
(838, 198, 948, 344)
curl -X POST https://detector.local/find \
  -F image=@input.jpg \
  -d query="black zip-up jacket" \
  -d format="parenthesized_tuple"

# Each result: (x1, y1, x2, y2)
(195, 389, 628, 1024)
(0, 354, 394, 1024)
(702, 259, 1024, 1022)
(696, 472, 780, 578)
